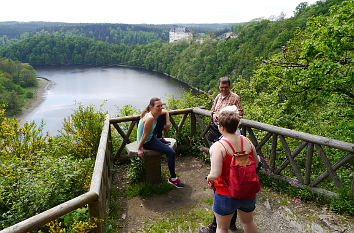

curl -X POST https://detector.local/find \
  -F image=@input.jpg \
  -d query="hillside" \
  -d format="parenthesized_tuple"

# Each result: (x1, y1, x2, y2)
(0, 21, 234, 47)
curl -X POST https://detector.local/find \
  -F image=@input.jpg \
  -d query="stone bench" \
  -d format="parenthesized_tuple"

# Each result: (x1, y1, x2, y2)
(125, 138, 177, 184)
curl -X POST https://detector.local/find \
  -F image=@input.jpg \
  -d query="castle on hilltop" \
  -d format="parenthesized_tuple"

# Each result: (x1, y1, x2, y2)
(169, 27, 193, 43)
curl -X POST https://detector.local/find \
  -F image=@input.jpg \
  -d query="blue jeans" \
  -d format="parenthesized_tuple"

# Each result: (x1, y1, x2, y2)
(144, 115, 176, 178)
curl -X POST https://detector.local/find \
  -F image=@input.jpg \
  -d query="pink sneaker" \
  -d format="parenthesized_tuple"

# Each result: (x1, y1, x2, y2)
(168, 177, 184, 188)
(159, 137, 171, 144)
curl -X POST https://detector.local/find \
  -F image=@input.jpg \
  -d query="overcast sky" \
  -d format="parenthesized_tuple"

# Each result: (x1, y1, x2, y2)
(2, 0, 319, 24)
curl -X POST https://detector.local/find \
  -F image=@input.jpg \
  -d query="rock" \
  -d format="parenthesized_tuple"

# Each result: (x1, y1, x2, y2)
(311, 222, 327, 233)
(264, 199, 271, 210)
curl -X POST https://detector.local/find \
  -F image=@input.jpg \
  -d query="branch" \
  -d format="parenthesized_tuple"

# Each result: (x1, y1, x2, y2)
(264, 59, 308, 68)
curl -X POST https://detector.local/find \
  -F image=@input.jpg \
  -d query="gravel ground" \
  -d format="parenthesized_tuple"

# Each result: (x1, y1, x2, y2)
(112, 156, 353, 233)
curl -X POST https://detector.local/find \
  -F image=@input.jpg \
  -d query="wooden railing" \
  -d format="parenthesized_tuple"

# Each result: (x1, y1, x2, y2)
(2, 107, 353, 232)
(111, 107, 353, 197)
(192, 107, 354, 197)
(1, 115, 112, 233)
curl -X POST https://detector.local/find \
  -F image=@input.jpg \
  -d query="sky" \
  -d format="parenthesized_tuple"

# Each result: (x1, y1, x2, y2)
(2, 0, 319, 24)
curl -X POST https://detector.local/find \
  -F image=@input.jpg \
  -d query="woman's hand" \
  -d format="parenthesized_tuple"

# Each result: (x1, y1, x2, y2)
(138, 148, 144, 157)
(207, 177, 214, 189)
(212, 114, 218, 123)
(163, 123, 170, 132)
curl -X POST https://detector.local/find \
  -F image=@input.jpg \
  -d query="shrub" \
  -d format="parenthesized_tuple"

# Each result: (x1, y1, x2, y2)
(55, 103, 106, 159)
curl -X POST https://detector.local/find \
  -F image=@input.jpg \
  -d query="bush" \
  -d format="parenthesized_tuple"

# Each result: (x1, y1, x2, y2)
(0, 103, 106, 229)
(25, 90, 33, 98)
(55, 103, 107, 159)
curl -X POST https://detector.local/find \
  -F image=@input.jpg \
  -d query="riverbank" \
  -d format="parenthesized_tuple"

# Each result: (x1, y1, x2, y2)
(17, 77, 53, 121)
(106, 64, 210, 97)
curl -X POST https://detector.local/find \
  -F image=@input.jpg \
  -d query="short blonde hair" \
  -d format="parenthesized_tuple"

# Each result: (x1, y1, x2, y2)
(218, 110, 240, 133)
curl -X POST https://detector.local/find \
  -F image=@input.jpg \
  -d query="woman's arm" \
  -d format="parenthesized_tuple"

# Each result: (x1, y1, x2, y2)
(207, 143, 224, 181)
(161, 109, 170, 132)
(137, 117, 154, 157)
(211, 95, 219, 122)
(243, 136, 259, 167)
(251, 143, 259, 168)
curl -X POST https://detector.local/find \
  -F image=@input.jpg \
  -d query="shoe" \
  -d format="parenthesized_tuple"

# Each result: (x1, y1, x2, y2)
(201, 146, 210, 154)
(199, 224, 216, 233)
(230, 224, 237, 231)
(168, 177, 184, 188)
(159, 137, 171, 144)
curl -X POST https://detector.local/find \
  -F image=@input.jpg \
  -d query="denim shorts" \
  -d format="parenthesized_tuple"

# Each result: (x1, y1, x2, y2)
(213, 193, 256, 216)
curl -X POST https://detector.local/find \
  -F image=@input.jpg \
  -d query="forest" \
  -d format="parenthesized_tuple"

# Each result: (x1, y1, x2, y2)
(0, 58, 37, 115)
(0, 21, 233, 47)
(0, 0, 353, 230)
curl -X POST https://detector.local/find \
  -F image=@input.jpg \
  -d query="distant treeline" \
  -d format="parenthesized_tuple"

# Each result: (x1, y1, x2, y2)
(0, 0, 349, 118)
(0, 21, 234, 47)
(0, 0, 342, 91)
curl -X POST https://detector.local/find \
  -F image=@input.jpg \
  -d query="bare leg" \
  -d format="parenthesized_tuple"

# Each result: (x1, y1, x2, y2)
(238, 209, 257, 233)
(214, 212, 233, 233)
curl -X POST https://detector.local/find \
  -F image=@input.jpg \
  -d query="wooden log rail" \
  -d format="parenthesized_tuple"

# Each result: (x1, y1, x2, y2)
(2, 107, 353, 232)
(1, 115, 113, 233)
(109, 108, 196, 158)
(193, 107, 354, 197)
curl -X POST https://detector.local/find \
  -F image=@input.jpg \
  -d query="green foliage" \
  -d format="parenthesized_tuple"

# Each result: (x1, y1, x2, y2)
(126, 156, 174, 199)
(60, 207, 89, 229)
(141, 203, 214, 232)
(164, 90, 213, 158)
(330, 188, 354, 215)
(127, 157, 144, 184)
(56, 103, 106, 159)
(126, 182, 174, 199)
(0, 103, 108, 229)
(105, 181, 124, 232)
(0, 58, 37, 116)
(239, 0, 353, 141)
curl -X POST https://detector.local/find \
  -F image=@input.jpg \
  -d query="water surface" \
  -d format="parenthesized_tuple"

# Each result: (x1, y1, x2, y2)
(23, 66, 191, 135)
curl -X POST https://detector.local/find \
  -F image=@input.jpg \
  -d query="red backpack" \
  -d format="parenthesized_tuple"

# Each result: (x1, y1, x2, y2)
(221, 136, 260, 199)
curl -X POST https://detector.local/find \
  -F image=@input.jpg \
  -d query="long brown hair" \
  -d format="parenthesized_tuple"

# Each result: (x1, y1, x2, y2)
(140, 97, 161, 118)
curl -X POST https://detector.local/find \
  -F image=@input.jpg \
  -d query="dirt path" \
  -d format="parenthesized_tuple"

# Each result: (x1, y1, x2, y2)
(112, 156, 353, 233)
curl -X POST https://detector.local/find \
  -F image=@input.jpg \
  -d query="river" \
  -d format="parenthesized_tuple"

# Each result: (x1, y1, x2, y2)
(22, 66, 192, 135)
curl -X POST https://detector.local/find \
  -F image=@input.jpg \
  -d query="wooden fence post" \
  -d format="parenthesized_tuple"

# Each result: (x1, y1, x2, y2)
(190, 112, 196, 137)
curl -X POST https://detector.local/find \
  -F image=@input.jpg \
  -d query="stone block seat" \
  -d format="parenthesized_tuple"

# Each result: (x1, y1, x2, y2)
(125, 138, 177, 184)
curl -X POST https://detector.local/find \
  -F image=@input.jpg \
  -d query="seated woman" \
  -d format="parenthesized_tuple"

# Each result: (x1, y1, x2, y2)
(137, 97, 184, 188)
(207, 110, 259, 233)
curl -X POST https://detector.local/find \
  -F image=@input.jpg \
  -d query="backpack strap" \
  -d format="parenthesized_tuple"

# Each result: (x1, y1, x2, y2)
(241, 136, 253, 154)
(222, 136, 246, 153)
(221, 138, 237, 154)
(217, 140, 229, 154)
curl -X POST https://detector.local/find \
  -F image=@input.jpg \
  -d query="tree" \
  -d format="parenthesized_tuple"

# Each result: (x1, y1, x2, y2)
(238, 0, 353, 141)
(294, 2, 308, 17)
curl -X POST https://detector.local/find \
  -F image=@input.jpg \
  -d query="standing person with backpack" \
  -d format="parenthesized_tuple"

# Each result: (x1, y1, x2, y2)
(206, 110, 260, 233)
(200, 76, 244, 233)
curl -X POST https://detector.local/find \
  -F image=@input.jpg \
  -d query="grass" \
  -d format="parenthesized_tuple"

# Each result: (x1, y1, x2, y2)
(105, 174, 126, 233)
(139, 199, 214, 233)
(126, 167, 175, 199)
(126, 182, 175, 199)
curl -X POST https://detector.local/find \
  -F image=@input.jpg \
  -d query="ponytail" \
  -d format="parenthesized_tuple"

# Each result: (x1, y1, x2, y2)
(140, 105, 150, 118)
(140, 97, 161, 118)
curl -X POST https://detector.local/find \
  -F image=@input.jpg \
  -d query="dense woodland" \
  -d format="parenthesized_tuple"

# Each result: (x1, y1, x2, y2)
(0, 58, 37, 115)
(0, 22, 233, 47)
(0, 0, 353, 230)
